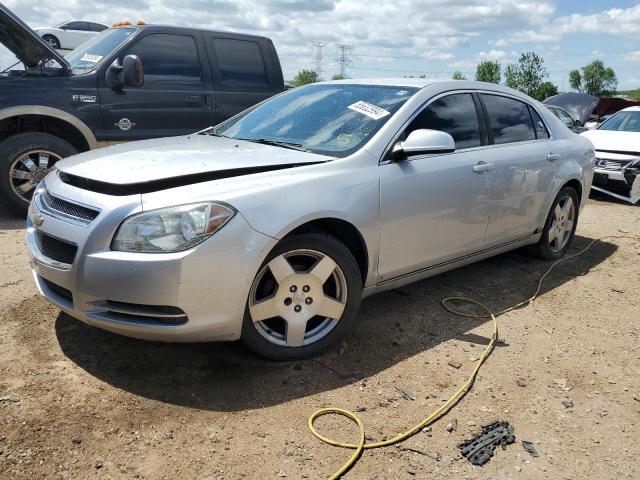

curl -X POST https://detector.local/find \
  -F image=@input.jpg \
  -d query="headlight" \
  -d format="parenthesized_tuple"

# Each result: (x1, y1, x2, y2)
(111, 202, 235, 253)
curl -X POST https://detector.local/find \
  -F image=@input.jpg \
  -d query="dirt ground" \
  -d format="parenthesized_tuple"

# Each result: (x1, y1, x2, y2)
(1, 193, 639, 480)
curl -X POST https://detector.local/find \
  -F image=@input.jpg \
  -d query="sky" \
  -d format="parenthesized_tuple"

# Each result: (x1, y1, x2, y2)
(2, 0, 640, 90)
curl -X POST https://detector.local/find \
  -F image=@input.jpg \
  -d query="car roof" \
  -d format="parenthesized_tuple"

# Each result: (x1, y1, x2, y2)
(620, 106, 640, 112)
(115, 24, 272, 42)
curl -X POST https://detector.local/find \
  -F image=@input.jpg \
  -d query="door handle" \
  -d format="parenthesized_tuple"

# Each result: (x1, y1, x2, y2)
(473, 161, 494, 173)
(547, 152, 561, 162)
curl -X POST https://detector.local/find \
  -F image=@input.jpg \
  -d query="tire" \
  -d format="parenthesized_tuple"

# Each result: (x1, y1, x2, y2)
(526, 186, 579, 260)
(242, 232, 363, 360)
(42, 35, 61, 50)
(0, 133, 77, 216)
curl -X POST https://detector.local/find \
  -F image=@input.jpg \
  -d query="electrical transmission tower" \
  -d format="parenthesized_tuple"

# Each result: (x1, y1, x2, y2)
(335, 44, 353, 78)
(311, 41, 327, 80)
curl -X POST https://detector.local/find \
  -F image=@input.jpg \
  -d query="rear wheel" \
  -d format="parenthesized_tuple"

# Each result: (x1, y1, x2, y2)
(527, 186, 579, 260)
(0, 133, 77, 215)
(242, 233, 362, 360)
(42, 34, 61, 49)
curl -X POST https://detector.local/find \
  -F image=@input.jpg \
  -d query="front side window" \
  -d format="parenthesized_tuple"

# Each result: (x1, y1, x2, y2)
(482, 94, 535, 145)
(598, 110, 640, 132)
(214, 84, 418, 157)
(65, 27, 135, 74)
(211, 38, 268, 85)
(127, 34, 202, 85)
(405, 93, 481, 149)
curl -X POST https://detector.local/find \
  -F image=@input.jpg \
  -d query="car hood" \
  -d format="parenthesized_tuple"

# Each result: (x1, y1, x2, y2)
(544, 92, 599, 126)
(580, 129, 640, 156)
(55, 135, 334, 195)
(0, 4, 70, 69)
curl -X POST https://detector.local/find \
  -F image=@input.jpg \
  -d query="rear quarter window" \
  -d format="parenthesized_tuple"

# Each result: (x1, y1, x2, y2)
(211, 38, 268, 85)
(529, 107, 550, 139)
(482, 94, 536, 145)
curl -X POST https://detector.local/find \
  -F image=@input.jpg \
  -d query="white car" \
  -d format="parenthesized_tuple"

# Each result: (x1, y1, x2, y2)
(34, 21, 108, 50)
(581, 106, 640, 204)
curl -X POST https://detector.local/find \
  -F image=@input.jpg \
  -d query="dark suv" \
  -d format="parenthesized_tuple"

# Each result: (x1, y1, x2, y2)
(0, 5, 284, 214)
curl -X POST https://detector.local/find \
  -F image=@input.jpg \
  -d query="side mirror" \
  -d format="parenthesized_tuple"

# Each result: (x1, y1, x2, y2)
(104, 55, 144, 90)
(573, 119, 583, 127)
(391, 129, 455, 161)
(123, 54, 144, 87)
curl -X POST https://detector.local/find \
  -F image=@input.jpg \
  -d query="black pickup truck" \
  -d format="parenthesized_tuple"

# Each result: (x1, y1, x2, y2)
(0, 4, 284, 214)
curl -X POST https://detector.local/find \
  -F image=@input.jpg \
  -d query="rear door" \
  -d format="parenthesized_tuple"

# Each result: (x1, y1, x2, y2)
(205, 34, 280, 123)
(378, 92, 494, 280)
(479, 93, 555, 247)
(98, 31, 214, 141)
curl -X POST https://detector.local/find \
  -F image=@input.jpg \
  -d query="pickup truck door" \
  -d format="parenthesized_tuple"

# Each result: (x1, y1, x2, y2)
(97, 31, 214, 142)
(204, 34, 281, 123)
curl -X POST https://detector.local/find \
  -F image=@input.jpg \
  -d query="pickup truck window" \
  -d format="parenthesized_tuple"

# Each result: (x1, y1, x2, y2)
(215, 84, 417, 157)
(211, 38, 268, 85)
(127, 33, 202, 85)
(65, 27, 135, 74)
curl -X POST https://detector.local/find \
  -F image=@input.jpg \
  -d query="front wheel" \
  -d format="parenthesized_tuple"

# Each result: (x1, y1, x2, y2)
(0, 132, 77, 216)
(527, 186, 579, 260)
(242, 233, 362, 360)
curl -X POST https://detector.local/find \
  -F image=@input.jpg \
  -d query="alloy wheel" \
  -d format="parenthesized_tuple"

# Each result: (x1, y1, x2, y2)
(548, 195, 575, 253)
(248, 249, 347, 347)
(9, 150, 61, 204)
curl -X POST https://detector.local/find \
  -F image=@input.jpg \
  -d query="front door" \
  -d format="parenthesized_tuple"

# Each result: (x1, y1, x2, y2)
(98, 32, 214, 142)
(378, 93, 493, 281)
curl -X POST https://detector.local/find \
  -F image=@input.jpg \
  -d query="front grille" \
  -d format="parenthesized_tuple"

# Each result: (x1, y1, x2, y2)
(41, 190, 99, 223)
(595, 159, 629, 171)
(34, 230, 78, 265)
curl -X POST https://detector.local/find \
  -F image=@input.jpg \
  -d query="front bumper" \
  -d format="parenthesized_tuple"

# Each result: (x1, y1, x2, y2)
(27, 175, 274, 342)
(592, 155, 640, 204)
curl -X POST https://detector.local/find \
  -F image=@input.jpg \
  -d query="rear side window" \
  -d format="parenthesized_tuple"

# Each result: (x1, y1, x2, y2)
(482, 94, 535, 144)
(211, 38, 268, 85)
(65, 22, 88, 31)
(406, 93, 481, 149)
(127, 34, 202, 85)
(529, 107, 550, 139)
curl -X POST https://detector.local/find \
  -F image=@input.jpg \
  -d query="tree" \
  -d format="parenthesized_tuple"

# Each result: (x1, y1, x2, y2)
(569, 60, 617, 97)
(290, 69, 320, 87)
(452, 70, 466, 80)
(504, 52, 548, 100)
(475, 60, 501, 84)
(331, 74, 346, 80)
(535, 81, 559, 101)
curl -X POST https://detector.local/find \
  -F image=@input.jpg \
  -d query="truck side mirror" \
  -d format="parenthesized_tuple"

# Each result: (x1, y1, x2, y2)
(123, 55, 144, 87)
(105, 55, 144, 89)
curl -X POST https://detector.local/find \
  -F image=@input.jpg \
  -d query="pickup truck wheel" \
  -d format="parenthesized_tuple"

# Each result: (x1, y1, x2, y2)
(0, 133, 77, 215)
(242, 232, 362, 360)
(43, 35, 61, 49)
(527, 186, 579, 260)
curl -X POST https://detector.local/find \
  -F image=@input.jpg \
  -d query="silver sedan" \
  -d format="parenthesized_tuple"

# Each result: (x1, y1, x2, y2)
(27, 79, 595, 359)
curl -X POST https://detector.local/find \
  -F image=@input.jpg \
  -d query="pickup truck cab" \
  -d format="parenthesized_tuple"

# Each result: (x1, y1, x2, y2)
(0, 4, 284, 214)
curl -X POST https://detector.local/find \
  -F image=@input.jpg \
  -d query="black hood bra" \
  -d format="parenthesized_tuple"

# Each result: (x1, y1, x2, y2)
(58, 161, 328, 196)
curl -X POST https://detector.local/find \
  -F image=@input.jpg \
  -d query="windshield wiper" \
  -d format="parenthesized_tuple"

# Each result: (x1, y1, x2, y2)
(198, 126, 228, 137)
(239, 138, 310, 152)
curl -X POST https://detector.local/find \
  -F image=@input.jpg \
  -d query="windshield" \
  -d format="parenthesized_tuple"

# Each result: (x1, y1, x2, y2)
(213, 84, 418, 157)
(64, 27, 135, 74)
(598, 110, 640, 133)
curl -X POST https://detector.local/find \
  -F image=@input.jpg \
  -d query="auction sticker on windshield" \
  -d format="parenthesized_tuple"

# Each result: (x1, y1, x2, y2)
(80, 53, 103, 63)
(348, 101, 391, 120)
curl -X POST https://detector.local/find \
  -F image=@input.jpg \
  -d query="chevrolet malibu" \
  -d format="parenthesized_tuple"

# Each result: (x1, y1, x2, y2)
(27, 80, 595, 359)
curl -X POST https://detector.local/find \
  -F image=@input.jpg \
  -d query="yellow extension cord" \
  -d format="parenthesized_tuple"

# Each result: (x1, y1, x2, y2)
(308, 235, 637, 479)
